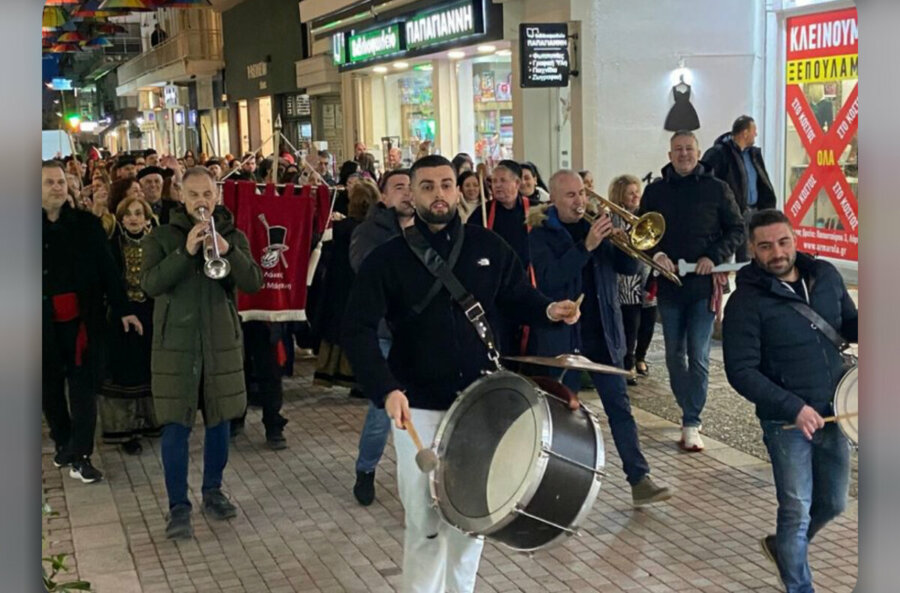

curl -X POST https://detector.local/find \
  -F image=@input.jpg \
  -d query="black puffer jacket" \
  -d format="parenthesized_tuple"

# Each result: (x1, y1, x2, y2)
(722, 253, 857, 422)
(342, 214, 552, 410)
(638, 163, 745, 303)
(702, 132, 777, 213)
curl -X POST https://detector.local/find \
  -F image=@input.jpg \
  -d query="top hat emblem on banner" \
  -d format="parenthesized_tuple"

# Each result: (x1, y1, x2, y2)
(258, 213, 289, 269)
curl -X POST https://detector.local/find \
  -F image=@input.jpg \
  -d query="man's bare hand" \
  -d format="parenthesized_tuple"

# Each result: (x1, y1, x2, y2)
(694, 256, 715, 275)
(584, 214, 613, 251)
(653, 252, 676, 274)
(794, 405, 825, 440)
(384, 390, 410, 429)
(548, 300, 581, 325)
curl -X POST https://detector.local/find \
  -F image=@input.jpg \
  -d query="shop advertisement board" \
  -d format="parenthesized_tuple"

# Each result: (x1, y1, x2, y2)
(348, 24, 401, 63)
(405, 0, 479, 50)
(519, 23, 569, 88)
(784, 7, 858, 262)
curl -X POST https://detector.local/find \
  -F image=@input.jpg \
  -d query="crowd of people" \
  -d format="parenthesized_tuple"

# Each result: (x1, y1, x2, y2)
(43, 114, 856, 593)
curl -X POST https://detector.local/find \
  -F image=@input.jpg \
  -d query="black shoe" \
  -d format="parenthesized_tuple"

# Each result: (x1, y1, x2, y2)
(202, 489, 237, 520)
(760, 535, 786, 587)
(266, 434, 288, 450)
(627, 376, 639, 386)
(165, 505, 193, 540)
(635, 360, 650, 376)
(121, 439, 143, 456)
(53, 449, 73, 468)
(353, 471, 376, 506)
(69, 457, 103, 484)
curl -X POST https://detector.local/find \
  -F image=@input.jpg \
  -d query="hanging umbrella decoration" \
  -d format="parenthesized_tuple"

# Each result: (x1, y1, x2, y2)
(98, 0, 156, 10)
(49, 43, 83, 53)
(57, 31, 89, 43)
(42, 6, 69, 30)
(83, 36, 114, 49)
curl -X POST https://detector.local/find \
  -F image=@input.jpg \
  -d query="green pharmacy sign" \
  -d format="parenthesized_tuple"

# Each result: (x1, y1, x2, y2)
(348, 25, 401, 63)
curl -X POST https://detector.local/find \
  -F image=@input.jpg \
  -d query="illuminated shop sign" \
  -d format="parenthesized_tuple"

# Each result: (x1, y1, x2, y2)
(406, 0, 478, 50)
(348, 25, 401, 63)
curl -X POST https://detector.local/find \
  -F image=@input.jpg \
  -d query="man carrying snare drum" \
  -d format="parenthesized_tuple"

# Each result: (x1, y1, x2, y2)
(343, 155, 580, 593)
(723, 209, 857, 593)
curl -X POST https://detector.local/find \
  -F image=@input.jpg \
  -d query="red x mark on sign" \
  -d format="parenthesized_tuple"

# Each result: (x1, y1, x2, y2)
(784, 82, 858, 240)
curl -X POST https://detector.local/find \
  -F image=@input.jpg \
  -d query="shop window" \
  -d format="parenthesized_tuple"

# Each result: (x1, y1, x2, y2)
(471, 58, 513, 164)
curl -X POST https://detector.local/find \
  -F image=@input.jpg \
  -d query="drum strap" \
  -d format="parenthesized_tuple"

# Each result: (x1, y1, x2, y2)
(788, 302, 850, 352)
(404, 224, 502, 369)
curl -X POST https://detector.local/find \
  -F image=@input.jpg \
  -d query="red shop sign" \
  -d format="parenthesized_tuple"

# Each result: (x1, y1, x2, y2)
(784, 7, 858, 262)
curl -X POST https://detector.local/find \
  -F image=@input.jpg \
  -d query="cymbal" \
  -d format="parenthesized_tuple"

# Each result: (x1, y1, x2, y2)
(503, 354, 634, 377)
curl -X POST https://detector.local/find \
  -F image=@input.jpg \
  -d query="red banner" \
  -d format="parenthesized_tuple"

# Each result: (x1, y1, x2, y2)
(784, 7, 858, 262)
(226, 181, 317, 321)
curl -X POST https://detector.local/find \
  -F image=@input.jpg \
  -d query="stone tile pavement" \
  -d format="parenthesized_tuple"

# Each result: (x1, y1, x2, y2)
(42, 360, 858, 593)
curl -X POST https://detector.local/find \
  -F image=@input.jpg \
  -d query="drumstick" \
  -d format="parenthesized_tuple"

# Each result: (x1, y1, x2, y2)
(782, 412, 858, 430)
(574, 293, 585, 309)
(403, 418, 438, 472)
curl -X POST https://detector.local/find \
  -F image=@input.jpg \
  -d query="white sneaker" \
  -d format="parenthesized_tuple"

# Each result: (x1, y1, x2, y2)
(679, 426, 704, 452)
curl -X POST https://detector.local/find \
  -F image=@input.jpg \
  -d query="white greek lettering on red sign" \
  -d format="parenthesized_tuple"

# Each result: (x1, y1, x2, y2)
(264, 271, 284, 279)
(789, 173, 817, 217)
(265, 282, 292, 290)
(836, 96, 859, 141)
(832, 180, 859, 230)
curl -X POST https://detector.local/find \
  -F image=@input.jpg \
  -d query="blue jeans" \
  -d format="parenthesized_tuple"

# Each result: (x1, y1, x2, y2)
(355, 337, 392, 473)
(161, 421, 230, 510)
(657, 298, 715, 427)
(762, 421, 851, 593)
(560, 342, 650, 486)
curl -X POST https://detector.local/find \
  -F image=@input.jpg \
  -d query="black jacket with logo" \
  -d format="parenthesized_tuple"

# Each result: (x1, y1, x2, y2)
(702, 132, 777, 213)
(722, 253, 857, 422)
(638, 163, 745, 303)
(342, 214, 553, 410)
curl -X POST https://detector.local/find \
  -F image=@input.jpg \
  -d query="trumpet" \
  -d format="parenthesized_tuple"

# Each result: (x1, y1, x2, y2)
(580, 189, 682, 286)
(196, 206, 231, 279)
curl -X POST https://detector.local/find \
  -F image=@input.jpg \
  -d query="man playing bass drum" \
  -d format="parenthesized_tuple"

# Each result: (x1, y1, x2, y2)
(343, 155, 580, 593)
(722, 209, 857, 593)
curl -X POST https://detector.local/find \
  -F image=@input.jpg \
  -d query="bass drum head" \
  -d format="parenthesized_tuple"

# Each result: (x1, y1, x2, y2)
(431, 372, 550, 536)
(834, 366, 858, 446)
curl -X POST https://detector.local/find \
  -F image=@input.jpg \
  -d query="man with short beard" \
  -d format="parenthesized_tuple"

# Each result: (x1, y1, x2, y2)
(113, 156, 137, 180)
(145, 149, 159, 168)
(346, 168, 412, 506)
(342, 155, 581, 593)
(723, 209, 856, 592)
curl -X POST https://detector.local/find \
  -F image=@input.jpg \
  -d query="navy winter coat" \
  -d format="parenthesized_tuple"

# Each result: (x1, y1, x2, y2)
(527, 205, 638, 366)
(722, 252, 858, 422)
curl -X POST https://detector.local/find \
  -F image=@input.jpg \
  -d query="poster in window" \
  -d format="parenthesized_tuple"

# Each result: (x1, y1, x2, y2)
(784, 7, 858, 262)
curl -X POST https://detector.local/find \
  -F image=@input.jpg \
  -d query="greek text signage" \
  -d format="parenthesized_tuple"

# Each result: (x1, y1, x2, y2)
(348, 25, 401, 63)
(520, 23, 569, 88)
(406, 0, 478, 50)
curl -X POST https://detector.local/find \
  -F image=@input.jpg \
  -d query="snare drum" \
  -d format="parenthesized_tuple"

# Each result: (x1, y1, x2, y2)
(430, 371, 605, 552)
(833, 365, 858, 447)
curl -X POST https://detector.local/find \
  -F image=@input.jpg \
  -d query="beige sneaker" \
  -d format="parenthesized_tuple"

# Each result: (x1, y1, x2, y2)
(631, 475, 672, 507)
(679, 426, 704, 452)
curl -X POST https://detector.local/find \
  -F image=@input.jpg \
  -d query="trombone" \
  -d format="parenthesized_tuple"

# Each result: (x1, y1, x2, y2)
(581, 189, 682, 287)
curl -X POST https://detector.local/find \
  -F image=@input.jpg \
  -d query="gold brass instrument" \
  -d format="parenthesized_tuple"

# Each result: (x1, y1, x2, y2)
(196, 206, 231, 279)
(581, 189, 682, 286)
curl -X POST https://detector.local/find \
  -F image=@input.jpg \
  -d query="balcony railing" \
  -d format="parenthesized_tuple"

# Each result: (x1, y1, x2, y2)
(117, 30, 223, 86)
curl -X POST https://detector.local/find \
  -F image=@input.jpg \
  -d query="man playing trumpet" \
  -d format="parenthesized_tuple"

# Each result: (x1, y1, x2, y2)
(527, 169, 672, 507)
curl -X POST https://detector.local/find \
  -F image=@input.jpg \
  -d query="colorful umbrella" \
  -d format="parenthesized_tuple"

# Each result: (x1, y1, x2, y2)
(98, 0, 155, 10)
(49, 43, 83, 53)
(57, 31, 88, 43)
(84, 36, 114, 49)
(45, 0, 80, 5)
(94, 23, 128, 34)
(42, 6, 69, 29)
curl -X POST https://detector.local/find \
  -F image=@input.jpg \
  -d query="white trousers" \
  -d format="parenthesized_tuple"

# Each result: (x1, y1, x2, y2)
(392, 408, 484, 593)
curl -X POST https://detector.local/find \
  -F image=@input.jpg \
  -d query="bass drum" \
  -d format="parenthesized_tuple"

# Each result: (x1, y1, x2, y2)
(834, 366, 858, 447)
(430, 371, 604, 552)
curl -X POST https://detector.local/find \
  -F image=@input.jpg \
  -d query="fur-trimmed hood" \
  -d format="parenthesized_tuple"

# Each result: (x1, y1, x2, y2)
(526, 203, 553, 229)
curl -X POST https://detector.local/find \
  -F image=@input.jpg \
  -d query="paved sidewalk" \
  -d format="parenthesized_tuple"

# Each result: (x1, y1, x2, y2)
(42, 361, 858, 593)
